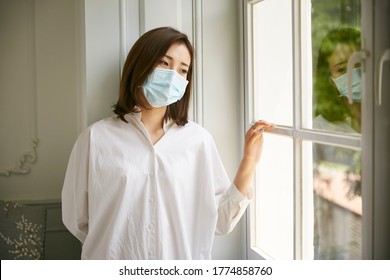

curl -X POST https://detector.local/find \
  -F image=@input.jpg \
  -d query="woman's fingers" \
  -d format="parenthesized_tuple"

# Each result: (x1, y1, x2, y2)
(250, 120, 273, 132)
(246, 120, 273, 141)
(246, 120, 273, 147)
(242, 120, 272, 164)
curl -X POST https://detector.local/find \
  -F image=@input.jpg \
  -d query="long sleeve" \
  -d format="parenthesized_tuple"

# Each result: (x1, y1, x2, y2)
(208, 136, 252, 235)
(61, 130, 90, 243)
(215, 185, 251, 235)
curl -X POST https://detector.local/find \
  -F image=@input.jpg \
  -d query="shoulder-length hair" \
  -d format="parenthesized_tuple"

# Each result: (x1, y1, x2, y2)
(113, 27, 194, 126)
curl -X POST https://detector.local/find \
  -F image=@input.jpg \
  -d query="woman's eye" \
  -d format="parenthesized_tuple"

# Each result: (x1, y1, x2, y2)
(159, 60, 169, 66)
(179, 68, 188, 75)
(339, 69, 346, 74)
(336, 67, 346, 74)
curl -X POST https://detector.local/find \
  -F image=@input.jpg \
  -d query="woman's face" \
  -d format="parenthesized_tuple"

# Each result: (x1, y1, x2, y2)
(328, 43, 357, 78)
(156, 42, 191, 79)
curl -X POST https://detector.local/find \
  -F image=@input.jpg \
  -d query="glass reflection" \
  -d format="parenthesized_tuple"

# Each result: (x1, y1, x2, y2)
(313, 143, 362, 259)
(313, 28, 361, 133)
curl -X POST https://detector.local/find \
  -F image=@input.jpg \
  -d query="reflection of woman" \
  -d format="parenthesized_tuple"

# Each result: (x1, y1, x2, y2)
(313, 27, 361, 133)
(61, 27, 272, 260)
(312, 27, 362, 259)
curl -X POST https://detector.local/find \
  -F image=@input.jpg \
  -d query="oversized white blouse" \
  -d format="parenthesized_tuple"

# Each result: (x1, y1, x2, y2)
(61, 113, 251, 260)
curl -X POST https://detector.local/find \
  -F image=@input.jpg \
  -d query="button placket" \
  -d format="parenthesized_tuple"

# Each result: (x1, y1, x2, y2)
(147, 155, 158, 259)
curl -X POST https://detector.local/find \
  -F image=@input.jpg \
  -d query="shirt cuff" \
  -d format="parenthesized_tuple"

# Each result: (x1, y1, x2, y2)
(227, 182, 253, 208)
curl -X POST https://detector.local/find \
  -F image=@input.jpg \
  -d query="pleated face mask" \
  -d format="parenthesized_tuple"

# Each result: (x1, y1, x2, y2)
(142, 68, 189, 107)
(331, 67, 362, 102)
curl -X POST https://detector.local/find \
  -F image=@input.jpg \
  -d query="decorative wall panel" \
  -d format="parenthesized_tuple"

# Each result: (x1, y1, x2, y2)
(0, 0, 83, 201)
(0, 0, 39, 177)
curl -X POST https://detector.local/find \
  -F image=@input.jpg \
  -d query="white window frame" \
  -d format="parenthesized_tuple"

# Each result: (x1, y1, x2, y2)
(242, 0, 363, 260)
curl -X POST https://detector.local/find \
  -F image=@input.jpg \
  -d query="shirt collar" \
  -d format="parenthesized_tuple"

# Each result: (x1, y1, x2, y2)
(124, 111, 174, 133)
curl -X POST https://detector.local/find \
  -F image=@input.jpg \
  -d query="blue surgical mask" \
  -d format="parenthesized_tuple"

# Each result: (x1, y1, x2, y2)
(331, 68, 362, 102)
(142, 68, 189, 107)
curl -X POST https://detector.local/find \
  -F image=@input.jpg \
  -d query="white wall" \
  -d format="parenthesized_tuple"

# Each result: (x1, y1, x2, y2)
(85, 0, 120, 125)
(0, 0, 83, 200)
(201, 0, 245, 260)
(0, 0, 246, 259)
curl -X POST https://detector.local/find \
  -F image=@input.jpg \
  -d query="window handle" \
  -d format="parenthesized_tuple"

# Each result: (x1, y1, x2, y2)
(376, 49, 390, 106)
(347, 50, 368, 104)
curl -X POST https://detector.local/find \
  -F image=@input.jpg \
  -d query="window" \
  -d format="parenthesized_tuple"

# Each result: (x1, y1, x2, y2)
(244, 0, 363, 259)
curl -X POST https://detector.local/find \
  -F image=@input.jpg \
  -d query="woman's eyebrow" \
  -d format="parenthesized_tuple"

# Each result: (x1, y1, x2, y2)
(164, 54, 189, 68)
(334, 60, 347, 66)
(330, 60, 347, 69)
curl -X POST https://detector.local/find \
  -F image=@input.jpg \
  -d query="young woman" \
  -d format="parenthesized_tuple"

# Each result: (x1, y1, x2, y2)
(61, 26, 272, 260)
(313, 27, 361, 133)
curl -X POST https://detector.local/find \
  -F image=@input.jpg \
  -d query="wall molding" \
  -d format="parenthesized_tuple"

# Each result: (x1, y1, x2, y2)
(192, 0, 204, 125)
(119, 0, 128, 75)
(76, 0, 87, 134)
(0, 0, 39, 177)
(0, 138, 39, 177)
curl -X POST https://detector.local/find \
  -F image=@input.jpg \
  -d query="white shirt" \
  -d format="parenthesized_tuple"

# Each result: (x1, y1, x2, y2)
(61, 113, 251, 260)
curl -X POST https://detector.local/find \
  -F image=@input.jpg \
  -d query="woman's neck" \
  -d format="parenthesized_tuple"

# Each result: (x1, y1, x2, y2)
(140, 107, 167, 144)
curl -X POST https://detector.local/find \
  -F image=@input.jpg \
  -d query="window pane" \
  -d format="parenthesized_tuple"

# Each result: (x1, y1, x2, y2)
(249, 0, 364, 260)
(309, 0, 362, 134)
(312, 142, 362, 259)
(253, 0, 293, 126)
(252, 134, 294, 259)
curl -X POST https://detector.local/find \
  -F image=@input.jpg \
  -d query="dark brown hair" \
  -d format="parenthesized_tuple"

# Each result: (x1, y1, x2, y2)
(113, 27, 194, 126)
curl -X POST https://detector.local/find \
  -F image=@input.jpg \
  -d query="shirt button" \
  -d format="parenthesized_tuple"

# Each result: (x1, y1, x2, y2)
(149, 250, 154, 257)
(148, 224, 154, 230)
(149, 197, 154, 203)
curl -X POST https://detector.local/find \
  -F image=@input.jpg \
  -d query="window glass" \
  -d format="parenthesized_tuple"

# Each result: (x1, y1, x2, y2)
(252, 134, 294, 259)
(310, 0, 362, 134)
(253, 0, 293, 127)
(309, 0, 363, 259)
(249, 0, 363, 260)
(311, 142, 362, 259)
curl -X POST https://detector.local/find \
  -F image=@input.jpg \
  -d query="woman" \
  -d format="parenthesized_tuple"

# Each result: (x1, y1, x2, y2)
(312, 27, 362, 259)
(313, 27, 361, 133)
(61, 27, 271, 260)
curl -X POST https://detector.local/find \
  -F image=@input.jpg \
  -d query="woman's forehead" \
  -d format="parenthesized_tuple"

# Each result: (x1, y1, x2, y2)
(165, 42, 191, 65)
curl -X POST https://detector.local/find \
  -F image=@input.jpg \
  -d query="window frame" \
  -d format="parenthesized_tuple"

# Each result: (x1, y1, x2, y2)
(242, 0, 364, 260)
